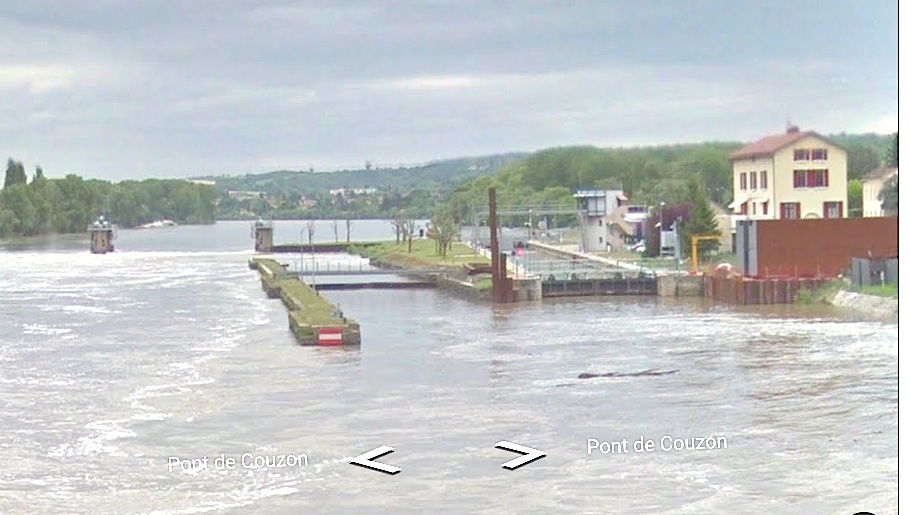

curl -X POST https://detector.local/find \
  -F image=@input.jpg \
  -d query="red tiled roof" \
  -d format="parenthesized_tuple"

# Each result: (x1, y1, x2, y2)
(728, 130, 842, 160)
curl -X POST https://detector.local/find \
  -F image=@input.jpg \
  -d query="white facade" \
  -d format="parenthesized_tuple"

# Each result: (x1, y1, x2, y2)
(574, 190, 625, 252)
(728, 129, 848, 232)
(862, 168, 897, 217)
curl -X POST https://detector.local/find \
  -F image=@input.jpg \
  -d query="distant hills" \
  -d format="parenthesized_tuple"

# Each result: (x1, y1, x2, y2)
(193, 153, 529, 195)
(196, 131, 894, 221)
(195, 132, 893, 197)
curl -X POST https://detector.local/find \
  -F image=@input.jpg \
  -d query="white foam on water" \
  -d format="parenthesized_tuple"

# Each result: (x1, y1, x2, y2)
(130, 412, 172, 421)
(47, 418, 136, 458)
(21, 324, 72, 336)
(145, 481, 302, 515)
(60, 305, 119, 314)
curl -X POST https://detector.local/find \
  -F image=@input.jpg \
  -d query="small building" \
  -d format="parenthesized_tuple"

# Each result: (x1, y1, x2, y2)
(87, 216, 115, 254)
(709, 201, 733, 253)
(574, 190, 627, 252)
(728, 124, 849, 246)
(621, 205, 649, 241)
(252, 219, 274, 252)
(861, 166, 898, 217)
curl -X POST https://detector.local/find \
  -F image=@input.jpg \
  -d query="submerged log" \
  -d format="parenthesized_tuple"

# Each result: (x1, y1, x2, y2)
(578, 369, 679, 379)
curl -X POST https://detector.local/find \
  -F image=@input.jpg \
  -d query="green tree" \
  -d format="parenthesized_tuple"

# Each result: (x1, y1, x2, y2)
(843, 143, 880, 180)
(847, 178, 863, 218)
(680, 177, 720, 258)
(886, 132, 898, 167)
(4, 159, 27, 189)
(0, 183, 37, 234)
(0, 164, 218, 237)
(879, 175, 898, 215)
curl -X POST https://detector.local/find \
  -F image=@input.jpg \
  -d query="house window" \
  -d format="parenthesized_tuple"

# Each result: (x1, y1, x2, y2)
(751, 202, 756, 215)
(738, 203, 747, 215)
(780, 202, 800, 220)
(762, 202, 768, 215)
(823, 201, 842, 218)
(749, 171, 757, 190)
(760, 170, 767, 189)
(815, 169, 829, 187)
(793, 169, 829, 188)
(739, 172, 747, 190)
(811, 148, 828, 161)
(598, 219, 603, 226)
(598, 236, 604, 243)
(793, 149, 810, 161)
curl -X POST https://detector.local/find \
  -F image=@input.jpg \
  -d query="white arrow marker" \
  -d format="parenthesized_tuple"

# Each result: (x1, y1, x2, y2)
(495, 441, 546, 470)
(349, 445, 402, 475)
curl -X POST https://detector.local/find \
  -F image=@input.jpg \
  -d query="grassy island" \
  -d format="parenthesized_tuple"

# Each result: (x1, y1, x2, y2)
(349, 239, 494, 299)
(349, 238, 488, 270)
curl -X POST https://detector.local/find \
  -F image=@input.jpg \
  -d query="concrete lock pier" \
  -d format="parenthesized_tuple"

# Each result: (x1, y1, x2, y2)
(252, 220, 274, 253)
(656, 275, 704, 297)
(88, 215, 115, 254)
(250, 258, 361, 346)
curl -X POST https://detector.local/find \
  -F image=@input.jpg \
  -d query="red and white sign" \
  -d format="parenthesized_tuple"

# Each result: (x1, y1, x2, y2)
(317, 327, 344, 346)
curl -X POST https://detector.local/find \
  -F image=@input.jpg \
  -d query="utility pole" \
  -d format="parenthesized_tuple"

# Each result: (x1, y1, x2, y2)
(300, 227, 306, 279)
(488, 187, 511, 304)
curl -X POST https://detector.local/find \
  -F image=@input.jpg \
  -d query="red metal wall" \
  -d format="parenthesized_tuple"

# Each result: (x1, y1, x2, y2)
(754, 217, 898, 278)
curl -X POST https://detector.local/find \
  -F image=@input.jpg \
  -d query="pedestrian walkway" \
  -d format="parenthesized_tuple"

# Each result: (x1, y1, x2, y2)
(527, 241, 672, 275)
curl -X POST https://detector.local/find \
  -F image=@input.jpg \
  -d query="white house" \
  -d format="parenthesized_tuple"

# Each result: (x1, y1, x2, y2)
(728, 124, 849, 231)
(861, 167, 898, 217)
(574, 190, 628, 252)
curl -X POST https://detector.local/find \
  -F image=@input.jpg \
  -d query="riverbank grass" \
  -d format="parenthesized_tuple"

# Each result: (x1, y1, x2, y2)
(851, 283, 898, 299)
(794, 279, 847, 304)
(350, 239, 489, 270)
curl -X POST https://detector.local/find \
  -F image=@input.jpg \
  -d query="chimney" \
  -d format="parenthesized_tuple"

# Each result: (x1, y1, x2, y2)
(786, 122, 799, 133)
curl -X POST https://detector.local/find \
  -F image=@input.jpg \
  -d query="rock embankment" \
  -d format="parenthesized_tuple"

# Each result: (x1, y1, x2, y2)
(828, 289, 898, 319)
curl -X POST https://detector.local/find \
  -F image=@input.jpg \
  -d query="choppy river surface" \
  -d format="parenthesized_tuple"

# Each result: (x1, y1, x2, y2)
(0, 221, 897, 514)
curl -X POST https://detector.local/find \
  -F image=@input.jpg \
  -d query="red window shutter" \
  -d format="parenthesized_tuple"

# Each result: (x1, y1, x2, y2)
(824, 169, 829, 187)
(838, 201, 843, 217)
(807, 170, 816, 187)
(762, 202, 768, 215)
(795, 202, 801, 219)
(792, 171, 798, 188)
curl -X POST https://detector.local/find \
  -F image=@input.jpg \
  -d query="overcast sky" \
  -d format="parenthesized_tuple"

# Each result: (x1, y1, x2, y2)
(0, 0, 899, 181)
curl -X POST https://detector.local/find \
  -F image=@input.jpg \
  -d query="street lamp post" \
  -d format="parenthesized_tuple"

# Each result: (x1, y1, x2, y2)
(528, 209, 533, 243)
(311, 231, 316, 287)
(299, 228, 306, 273)
(659, 201, 666, 257)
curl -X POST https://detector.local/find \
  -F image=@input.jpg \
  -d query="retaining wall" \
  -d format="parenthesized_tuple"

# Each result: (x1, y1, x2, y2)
(250, 258, 361, 346)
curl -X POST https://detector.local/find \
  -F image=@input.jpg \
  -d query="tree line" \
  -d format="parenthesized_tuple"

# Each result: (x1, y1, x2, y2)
(436, 132, 898, 259)
(0, 159, 217, 238)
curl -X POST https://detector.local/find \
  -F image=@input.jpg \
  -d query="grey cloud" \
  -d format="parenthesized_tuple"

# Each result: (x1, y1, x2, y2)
(0, 0, 898, 180)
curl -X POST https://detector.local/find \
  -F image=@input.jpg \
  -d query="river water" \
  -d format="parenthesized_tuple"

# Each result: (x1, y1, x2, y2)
(0, 221, 897, 514)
